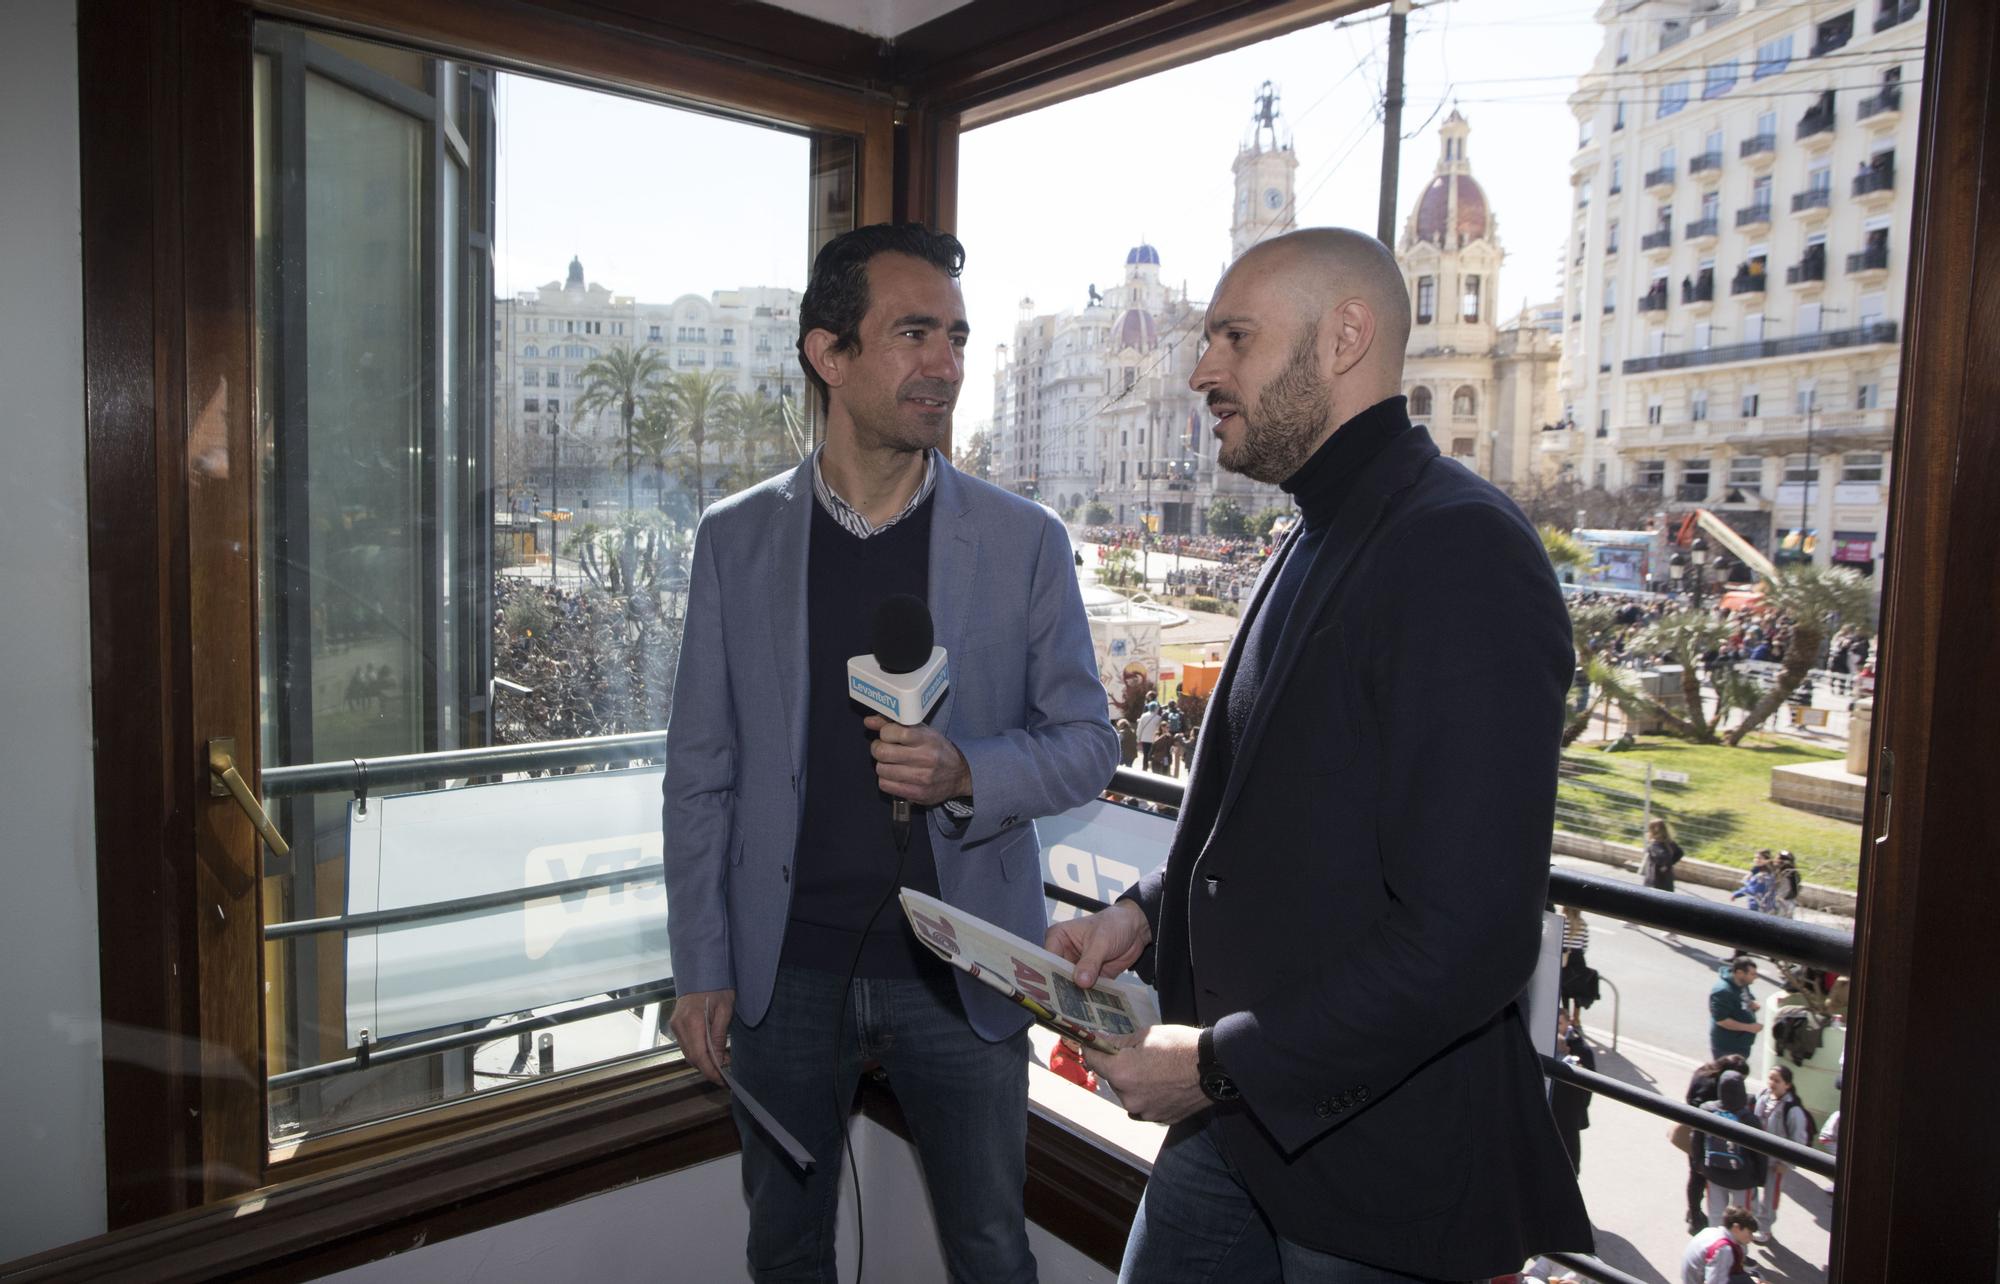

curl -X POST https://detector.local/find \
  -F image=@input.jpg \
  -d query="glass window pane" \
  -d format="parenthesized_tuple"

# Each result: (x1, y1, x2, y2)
(253, 19, 846, 1146)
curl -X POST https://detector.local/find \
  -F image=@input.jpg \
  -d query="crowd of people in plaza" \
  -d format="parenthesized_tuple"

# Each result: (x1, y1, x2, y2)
(1077, 525, 1273, 563)
(491, 576, 676, 745)
(1567, 589, 1875, 685)
(1115, 692, 1201, 778)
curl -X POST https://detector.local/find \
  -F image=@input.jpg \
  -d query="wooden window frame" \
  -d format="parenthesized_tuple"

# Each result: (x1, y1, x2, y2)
(59, 0, 2000, 1276)
(79, 0, 894, 1233)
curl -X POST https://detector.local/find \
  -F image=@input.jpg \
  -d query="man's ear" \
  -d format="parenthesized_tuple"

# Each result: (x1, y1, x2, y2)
(802, 328, 845, 394)
(1326, 298, 1376, 377)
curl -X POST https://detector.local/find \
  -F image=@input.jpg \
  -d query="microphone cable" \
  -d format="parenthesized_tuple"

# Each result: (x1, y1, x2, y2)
(827, 775, 918, 1284)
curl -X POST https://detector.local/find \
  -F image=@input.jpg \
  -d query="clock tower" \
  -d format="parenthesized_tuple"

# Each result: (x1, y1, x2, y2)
(1231, 81, 1297, 260)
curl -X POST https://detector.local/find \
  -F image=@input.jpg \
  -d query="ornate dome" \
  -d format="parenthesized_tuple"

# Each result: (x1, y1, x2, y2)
(1125, 243, 1161, 266)
(1413, 175, 1491, 246)
(1112, 307, 1158, 351)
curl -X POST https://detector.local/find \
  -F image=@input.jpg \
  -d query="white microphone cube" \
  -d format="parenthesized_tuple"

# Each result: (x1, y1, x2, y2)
(847, 647, 949, 725)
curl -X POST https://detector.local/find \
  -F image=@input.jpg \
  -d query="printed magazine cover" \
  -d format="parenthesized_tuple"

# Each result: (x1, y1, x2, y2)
(899, 888, 1161, 1051)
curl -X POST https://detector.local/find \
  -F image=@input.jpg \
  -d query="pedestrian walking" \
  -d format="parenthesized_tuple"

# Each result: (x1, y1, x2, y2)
(1731, 851, 1778, 915)
(1136, 701, 1161, 772)
(1683, 1053, 1750, 1233)
(1752, 1066, 1813, 1243)
(1116, 718, 1138, 769)
(1642, 817, 1685, 942)
(1558, 905, 1597, 1023)
(1680, 1205, 1761, 1283)
(1550, 1010, 1596, 1175)
(1697, 1071, 1768, 1227)
(1709, 956, 1764, 1061)
(1772, 851, 1801, 919)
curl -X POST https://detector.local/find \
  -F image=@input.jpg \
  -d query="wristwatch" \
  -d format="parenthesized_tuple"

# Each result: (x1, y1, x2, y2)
(1197, 1026, 1239, 1103)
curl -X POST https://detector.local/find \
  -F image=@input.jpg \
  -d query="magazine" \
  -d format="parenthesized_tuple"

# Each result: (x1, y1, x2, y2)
(899, 888, 1160, 1052)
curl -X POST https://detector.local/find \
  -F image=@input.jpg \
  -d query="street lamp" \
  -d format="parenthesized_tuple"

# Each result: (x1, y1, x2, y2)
(1689, 535, 1709, 611)
(1669, 549, 1688, 600)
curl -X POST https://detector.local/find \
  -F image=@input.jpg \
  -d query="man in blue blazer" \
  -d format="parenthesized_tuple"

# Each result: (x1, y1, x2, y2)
(663, 224, 1117, 1283)
(1052, 228, 1593, 1281)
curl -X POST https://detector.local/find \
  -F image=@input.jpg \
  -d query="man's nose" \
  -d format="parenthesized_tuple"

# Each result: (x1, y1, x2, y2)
(1189, 348, 1219, 393)
(922, 335, 962, 382)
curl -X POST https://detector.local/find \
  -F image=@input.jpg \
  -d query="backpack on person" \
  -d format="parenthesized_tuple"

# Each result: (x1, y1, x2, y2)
(1780, 866, 1802, 900)
(1698, 1104, 1767, 1189)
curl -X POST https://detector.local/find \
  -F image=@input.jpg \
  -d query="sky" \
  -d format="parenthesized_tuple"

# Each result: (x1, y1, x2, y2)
(492, 1, 1610, 423)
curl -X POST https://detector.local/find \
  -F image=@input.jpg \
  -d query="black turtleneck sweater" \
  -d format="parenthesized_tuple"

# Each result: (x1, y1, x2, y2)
(1222, 396, 1411, 762)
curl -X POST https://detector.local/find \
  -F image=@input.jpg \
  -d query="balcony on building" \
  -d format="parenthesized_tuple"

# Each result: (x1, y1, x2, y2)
(1735, 202, 1773, 230)
(1848, 243, 1891, 278)
(1798, 92, 1837, 145)
(1858, 82, 1903, 124)
(1853, 155, 1896, 201)
(1686, 216, 1721, 245)
(1622, 318, 1898, 374)
(1792, 186, 1833, 217)
(1739, 132, 1777, 164)
(1730, 260, 1769, 296)
(1676, 483, 1711, 503)
(1875, 0, 1921, 31)
(1638, 281, 1670, 313)
(1811, 10, 1854, 56)
(1682, 269, 1716, 306)
(1644, 164, 1676, 193)
(1659, 19, 1691, 52)
(1689, 149, 1724, 180)
(1641, 226, 1674, 253)
(1786, 245, 1828, 286)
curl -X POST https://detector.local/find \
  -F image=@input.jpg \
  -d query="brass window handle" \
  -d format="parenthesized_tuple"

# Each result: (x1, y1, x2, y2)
(207, 738, 291, 859)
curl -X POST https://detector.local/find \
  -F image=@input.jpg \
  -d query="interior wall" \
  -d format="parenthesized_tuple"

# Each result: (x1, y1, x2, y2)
(0, 0, 108, 1260)
(315, 1118, 1114, 1282)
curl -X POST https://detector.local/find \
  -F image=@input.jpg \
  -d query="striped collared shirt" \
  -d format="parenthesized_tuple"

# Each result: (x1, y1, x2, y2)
(810, 446, 939, 538)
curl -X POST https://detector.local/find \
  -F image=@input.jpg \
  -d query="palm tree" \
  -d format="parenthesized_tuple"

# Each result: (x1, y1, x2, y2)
(729, 392, 791, 481)
(1540, 524, 1593, 579)
(664, 369, 740, 514)
(625, 391, 688, 513)
(574, 343, 666, 514)
(1634, 608, 1734, 743)
(1723, 565, 1874, 745)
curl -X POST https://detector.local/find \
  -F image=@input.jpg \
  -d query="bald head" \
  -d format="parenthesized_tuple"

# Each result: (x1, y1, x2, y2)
(1190, 227, 1414, 483)
(1230, 228, 1412, 369)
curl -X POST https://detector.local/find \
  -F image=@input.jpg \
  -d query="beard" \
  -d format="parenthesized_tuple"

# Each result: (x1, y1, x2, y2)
(1215, 324, 1331, 484)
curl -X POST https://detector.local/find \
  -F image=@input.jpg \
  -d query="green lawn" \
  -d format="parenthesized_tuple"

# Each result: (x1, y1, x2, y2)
(1557, 735, 1864, 890)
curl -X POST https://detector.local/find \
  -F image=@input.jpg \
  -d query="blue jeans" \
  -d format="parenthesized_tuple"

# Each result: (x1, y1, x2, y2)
(1120, 1121, 1466, 1284)
(728, 963, 1036, 1283)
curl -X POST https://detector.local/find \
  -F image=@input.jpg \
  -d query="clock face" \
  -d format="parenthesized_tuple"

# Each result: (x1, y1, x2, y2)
(1264, 187, 1283, 211)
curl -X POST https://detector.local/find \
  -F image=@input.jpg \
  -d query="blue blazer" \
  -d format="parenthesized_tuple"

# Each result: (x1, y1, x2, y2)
(663, 454, 1119, 1039)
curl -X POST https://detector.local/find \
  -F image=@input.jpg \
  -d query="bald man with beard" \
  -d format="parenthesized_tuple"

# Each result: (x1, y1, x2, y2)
(1049, 229, 1593, 1282)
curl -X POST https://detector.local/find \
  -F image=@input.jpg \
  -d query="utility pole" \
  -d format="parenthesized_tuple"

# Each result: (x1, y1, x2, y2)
(1375, 0, 1411, 248)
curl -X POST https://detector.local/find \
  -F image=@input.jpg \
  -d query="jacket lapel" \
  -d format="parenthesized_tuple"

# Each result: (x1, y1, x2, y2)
(926, 457, 977, 737)
(1203, 427, 1441, 842)
(767, 457, 815, 782)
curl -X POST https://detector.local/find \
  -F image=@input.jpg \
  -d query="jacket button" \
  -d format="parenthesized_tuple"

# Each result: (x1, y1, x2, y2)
(1353, 1085, 1370, 1104)
(1315, 1098, 1334, 1118)
(1003, 815, 1019, 828)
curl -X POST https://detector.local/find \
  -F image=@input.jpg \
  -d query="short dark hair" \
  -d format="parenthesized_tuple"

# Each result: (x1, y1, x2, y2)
(1730, 955, 1758, 972)
(1721, 1205, 1760, 1232)
(797, 223, 965, 413)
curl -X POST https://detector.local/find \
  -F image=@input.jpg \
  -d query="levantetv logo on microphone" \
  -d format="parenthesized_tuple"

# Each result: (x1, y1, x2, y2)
(847, 644, 949, 725)
(850, 673, 900, 718)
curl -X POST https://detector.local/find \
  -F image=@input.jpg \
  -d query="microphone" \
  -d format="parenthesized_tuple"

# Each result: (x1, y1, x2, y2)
(848, 594, 950, 851)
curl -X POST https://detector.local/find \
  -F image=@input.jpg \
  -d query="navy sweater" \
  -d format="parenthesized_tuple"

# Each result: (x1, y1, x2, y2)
(780, 495, 947, 978)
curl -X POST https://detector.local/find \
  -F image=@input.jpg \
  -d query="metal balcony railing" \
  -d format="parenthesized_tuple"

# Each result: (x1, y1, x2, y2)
(1787, 254, 1828, 285)
(1685, 216, 1720, 240)
(1640, 228, 1673, 251)
(1797, 109, 1835, 141)
(1853, 165, 1895, 197)
(1858, 87, 1903, 120)
(1848, 245, 1891, 273)
(1681, 275, 1714, 304)
(1643, 165, 1676, 189)
(1735, 203, 1773, 227)
(1792, 187, 1832, 213)
(1738, 132, 1776, 159)
(1730, 268, 1768, 296)
(1638, 290, 1669, 313)
(1689, 151, 1724, 175)
(1624, 319, 1898, 373)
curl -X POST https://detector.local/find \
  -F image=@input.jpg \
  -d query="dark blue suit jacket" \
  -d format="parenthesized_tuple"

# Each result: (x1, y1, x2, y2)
(1129, 425, 1593, 1277)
